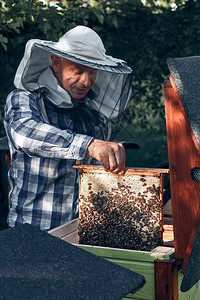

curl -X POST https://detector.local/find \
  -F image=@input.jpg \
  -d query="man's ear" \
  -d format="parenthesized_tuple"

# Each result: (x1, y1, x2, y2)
(51, 55, 61, 73)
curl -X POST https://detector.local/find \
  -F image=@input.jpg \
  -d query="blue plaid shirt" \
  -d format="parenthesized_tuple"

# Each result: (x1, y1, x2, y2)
(4, 89, 108, 230)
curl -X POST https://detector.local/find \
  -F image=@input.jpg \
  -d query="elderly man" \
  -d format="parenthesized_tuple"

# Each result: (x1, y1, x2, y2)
(4, 25, 132, 230)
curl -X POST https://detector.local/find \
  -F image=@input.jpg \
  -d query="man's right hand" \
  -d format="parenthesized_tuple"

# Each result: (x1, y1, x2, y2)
(87, 139, 126, 175)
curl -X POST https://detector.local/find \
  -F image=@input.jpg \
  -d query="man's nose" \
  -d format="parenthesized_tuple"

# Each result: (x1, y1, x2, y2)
(79, 72, 91, 87)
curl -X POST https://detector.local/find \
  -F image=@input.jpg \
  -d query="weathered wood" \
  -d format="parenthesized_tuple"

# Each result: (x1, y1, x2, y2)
(62, 230, 79, 244)
(74, 165, 169, 176)
(49, 218, 79, 239)
(164, 78, 200, 261)
(154, 259, 178, 300)
(181, 205, 200, 272)
(163, 224, 174, 247)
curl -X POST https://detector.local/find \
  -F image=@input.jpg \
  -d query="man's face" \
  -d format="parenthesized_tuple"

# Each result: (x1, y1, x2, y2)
(51, 55, 98, 99)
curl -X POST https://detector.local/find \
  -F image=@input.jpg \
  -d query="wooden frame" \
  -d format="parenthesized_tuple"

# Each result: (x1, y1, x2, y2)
(74, 165, 169, 250)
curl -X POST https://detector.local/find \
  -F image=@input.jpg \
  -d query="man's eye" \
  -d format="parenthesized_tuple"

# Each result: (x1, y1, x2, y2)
(75, 69, 84, 75)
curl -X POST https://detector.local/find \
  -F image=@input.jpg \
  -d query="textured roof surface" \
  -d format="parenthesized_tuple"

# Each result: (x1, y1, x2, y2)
(167, 56, 200, 149)
(0, 224, 145, 299)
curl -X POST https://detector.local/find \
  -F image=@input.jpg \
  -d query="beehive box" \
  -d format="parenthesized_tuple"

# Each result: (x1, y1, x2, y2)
(74, 165, 169, 251)
(49, 218, 175, 300)
(49, 219, 200, 300)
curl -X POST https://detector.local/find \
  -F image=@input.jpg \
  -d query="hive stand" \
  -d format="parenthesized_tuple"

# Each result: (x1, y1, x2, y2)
(165, 56, 200, 292)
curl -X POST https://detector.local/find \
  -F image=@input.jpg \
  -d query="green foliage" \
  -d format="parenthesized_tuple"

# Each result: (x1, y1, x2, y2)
(99, 0, 200, 165)
(1, 0, 200, 166)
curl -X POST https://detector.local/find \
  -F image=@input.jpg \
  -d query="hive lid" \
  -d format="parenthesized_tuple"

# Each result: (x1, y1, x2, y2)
(0, 224, 145, 299)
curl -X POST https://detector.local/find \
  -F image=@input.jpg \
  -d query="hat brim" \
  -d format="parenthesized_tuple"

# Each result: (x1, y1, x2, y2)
(35, 43, 132, 74)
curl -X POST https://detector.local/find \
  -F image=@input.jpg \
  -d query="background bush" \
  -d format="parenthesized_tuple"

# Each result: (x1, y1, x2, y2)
(1, 0, 200, 167)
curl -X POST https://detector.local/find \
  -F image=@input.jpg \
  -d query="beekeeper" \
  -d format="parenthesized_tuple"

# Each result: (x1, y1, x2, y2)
(4, 25, 132, 230)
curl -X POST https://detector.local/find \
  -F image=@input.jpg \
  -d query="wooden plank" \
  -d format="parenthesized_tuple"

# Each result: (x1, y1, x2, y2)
(61, 230, 79, 244)
(78, 245, 175, 262)
(164, 78, 200, 261)
(181, 204, 200, 272)
(163, 224, 174, 247)
(48, 218, 79, 239)
(160, 174, 164, 242)
(154, 259, 178, 300)
(74, 165, 169, 176)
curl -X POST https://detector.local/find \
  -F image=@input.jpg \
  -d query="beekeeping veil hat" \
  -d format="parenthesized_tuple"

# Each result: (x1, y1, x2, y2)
(14, 25, 132, 119)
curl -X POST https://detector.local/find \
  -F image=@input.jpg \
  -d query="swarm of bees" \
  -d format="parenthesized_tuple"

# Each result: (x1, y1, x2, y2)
(78, 173, 163, 251)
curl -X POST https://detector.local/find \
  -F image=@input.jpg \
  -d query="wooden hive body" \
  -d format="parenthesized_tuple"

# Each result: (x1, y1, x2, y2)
(49, 217, 200, 299)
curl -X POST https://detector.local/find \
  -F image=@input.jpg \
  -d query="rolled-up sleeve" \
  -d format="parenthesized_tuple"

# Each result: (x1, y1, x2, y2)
(4, 90, 93, 160)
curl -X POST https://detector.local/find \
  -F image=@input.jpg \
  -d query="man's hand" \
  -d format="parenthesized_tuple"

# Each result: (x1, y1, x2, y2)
(87, 139, 126, 175)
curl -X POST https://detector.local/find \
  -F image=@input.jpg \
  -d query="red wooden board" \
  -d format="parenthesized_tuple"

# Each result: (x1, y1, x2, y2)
(164, 78, 200, 263)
